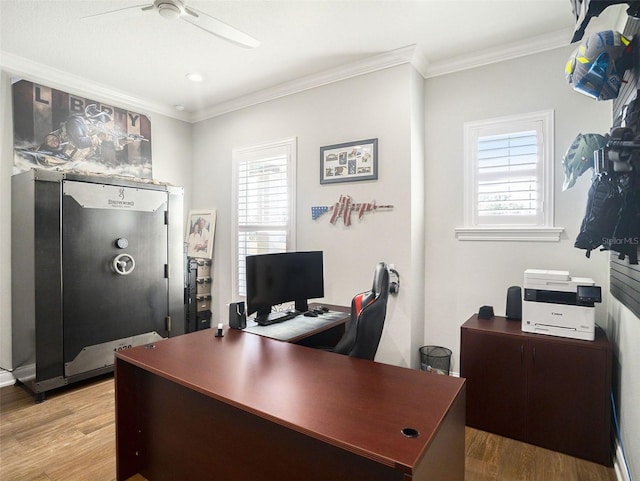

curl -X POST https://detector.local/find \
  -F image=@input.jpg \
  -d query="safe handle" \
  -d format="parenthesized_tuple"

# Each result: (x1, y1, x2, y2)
(112, 253, 136, 276)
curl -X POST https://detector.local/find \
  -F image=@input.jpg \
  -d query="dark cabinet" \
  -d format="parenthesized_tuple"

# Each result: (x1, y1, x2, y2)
(460, 328, 527, 441)
(460, 315, 611, 465)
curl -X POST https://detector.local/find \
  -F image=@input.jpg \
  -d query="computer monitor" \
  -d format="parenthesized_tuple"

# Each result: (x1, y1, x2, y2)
(245, 251, 324, 322)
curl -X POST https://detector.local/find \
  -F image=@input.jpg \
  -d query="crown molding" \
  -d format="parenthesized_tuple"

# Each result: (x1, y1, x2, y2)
(191, 30, 574, 121)
(424, 29, 572, 79)
(0, 50, 192, 122)
(190, 44, 423, 122)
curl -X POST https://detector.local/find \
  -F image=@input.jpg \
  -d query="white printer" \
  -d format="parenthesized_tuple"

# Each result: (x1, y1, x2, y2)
(521, 269, 601, 341)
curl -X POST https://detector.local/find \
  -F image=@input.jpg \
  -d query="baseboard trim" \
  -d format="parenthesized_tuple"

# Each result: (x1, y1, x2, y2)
(613, 437, 631, 481)
(0, 369, 16, 388)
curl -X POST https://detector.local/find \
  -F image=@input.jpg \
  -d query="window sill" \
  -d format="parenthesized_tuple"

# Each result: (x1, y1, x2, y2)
(454, 226, 564, 242)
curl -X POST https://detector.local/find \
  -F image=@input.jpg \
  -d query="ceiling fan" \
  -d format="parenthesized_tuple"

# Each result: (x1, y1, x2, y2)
(82, 0, 260, 48)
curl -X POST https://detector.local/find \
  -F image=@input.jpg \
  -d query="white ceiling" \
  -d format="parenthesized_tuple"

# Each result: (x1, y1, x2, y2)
(0, 0, 627, 122)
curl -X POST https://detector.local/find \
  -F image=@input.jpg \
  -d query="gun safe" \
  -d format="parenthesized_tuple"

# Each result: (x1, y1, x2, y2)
(11, 169, 185, 401)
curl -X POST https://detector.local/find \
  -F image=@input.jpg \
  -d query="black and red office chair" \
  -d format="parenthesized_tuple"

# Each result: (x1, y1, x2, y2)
(332, 262, 390, 361)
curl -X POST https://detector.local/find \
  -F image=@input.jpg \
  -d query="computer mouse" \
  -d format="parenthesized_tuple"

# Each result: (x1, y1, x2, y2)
(304, 311, 318, 317)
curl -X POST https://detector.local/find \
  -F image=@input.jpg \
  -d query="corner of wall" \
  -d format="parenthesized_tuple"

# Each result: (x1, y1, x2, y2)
(1, 70, 14, 369)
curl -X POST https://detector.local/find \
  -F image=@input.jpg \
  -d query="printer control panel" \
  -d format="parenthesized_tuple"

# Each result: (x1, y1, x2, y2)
(577, 285, 602, 306)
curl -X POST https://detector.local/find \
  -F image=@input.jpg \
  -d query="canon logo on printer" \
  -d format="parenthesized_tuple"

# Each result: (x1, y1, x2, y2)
(551, 312, 563, 316)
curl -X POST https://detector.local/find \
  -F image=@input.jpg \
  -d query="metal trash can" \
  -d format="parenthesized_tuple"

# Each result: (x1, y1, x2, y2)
(419, 346, 452, 375)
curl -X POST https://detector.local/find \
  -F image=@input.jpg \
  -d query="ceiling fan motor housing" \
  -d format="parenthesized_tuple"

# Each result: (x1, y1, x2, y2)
(156, 0, 184, 20)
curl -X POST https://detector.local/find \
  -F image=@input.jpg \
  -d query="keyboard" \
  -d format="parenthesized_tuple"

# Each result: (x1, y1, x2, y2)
(255, 311, 298, 326)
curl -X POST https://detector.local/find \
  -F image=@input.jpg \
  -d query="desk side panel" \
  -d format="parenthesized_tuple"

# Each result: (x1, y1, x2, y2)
(409, 383, 466, 481)
(115, 358, 143, 481)
(130, 367, 406, 481)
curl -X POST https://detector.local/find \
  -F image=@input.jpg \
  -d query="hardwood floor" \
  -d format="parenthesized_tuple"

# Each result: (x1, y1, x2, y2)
(1, 375, 117, 481)
(0, 376, 618, 481)
(465, 427, 617, 481)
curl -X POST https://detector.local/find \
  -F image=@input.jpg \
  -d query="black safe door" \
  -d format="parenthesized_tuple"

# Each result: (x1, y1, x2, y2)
(61, 181, 169, 368)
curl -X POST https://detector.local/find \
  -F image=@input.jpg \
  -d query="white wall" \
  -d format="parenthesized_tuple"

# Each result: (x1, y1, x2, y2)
(409, 67, 426, 363)
(190, 64, 423, 367)
(0, 69, 194, 371)
(0, 72, 13, 372)
(424, 45, 613, 374)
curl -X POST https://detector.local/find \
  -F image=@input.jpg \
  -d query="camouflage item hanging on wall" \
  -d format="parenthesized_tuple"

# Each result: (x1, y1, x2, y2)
(562, 133, 607, 190)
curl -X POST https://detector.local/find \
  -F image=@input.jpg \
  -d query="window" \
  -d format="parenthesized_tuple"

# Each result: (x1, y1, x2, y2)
(232, 137, 297, 298)
(457, 110, 563, 241)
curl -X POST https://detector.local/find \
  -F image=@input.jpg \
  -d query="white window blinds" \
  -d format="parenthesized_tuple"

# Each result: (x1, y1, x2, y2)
(232, 138, 296, 298)
(464, 111, 554, 230)
(476, 130, 538, 220)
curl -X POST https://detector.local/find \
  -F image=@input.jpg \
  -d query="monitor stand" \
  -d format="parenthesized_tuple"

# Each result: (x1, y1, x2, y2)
(294, 300, 309, 313)
(255, 309, 297, 326)
(254, 300, 309, 326)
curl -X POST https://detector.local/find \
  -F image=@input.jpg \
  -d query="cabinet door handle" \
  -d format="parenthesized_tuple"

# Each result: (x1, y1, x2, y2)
(520, 345, 524, 363)
(532, 346, 536, 363)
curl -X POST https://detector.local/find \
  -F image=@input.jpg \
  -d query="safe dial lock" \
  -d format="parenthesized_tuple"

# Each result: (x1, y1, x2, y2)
(112, 253, 136, 276)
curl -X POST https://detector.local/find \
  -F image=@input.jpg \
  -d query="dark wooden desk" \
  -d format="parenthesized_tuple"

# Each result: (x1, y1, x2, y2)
(115, 328, 466, 481)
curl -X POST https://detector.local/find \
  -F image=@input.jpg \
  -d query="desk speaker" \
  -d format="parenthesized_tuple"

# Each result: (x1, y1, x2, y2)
(506, 286, 522, 321)
(478, 305, 494, 320)
(229, 301, 246, 329)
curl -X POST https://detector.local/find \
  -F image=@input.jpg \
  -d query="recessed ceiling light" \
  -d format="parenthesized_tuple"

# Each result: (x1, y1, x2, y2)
(186, 73, 203, 82)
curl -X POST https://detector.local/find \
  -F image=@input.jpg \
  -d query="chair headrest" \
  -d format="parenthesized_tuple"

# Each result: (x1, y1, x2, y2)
(371, 262, 390, 298)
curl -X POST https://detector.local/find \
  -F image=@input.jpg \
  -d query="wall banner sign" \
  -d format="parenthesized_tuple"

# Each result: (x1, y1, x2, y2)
(12, 79, 153, 179)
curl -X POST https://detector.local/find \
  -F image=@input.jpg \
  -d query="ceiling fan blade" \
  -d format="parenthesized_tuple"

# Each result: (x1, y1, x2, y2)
(181, 6, 260, 49)
(81, 3, 154, 20)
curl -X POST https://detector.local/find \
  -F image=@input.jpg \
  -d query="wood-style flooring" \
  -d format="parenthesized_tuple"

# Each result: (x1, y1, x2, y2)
(0, 375, 617, 481)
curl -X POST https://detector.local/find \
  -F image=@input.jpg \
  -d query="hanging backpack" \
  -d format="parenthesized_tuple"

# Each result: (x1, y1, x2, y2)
(575, 174, 623, 257)
(610, 188, 640, 264)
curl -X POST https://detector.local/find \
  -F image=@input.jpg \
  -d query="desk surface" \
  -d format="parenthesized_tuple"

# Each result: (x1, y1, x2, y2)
(243, 303, 349, 342)
(116, 328, 465, 475)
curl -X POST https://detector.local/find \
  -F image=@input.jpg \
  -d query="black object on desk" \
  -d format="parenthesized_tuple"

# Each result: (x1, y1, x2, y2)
(255, 311, 298, 326)
(478, 305, 494, 320)
(505, 286, 522, 320)
(229, 301, 247, 329)
(215, 323, 224, 337)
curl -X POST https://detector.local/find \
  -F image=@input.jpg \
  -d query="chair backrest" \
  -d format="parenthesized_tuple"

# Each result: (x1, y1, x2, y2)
(333, 262, 390, 360)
